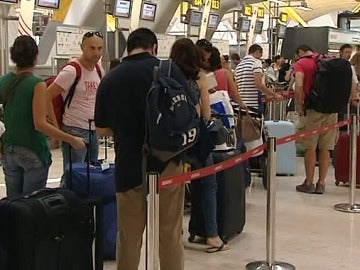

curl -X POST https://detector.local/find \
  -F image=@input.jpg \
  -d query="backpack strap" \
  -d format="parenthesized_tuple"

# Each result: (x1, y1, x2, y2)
(63, 61, 82, 108)
(158, 59, 172, 77)
(95, 63, 103, 79)
(63, 62, 102, 108)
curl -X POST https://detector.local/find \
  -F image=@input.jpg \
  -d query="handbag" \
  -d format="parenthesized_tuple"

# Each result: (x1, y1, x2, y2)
(237, 109, 261, 142)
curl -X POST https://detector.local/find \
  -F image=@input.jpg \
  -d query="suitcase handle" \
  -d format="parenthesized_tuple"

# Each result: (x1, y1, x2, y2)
(40, 194, 67, 210)
(24, 188, 58, 199)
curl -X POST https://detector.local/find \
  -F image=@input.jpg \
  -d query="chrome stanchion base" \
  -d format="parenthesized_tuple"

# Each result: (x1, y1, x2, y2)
(334, 203, 360, 213)
(246, 261, 295, 270)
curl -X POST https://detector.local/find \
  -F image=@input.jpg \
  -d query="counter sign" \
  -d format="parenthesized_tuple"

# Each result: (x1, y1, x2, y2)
(193, 0, 203, 7)
(257, 7, 264, 18)
(244, 5, 252, 16)
(211, 0, 220, 10)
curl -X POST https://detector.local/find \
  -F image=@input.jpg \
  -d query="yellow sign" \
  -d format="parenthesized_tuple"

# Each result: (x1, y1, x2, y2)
(211, 0, 220, 10)
(244, 5, 252, 16)
(257, 7, 265, 18)
(193, 0, 203, 7)
(280, 12, 288, 23)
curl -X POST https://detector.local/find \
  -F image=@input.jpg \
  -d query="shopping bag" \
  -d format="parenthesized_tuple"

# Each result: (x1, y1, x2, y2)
(237, 110, 261, 142)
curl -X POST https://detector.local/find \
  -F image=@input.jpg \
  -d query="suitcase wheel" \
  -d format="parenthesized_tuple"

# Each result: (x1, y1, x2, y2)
(335, 181, 339, 186)
(188, 235, 195, 243)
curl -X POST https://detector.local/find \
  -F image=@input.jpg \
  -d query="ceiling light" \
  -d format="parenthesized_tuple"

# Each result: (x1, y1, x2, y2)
(269, 0, 313, 11)
(269, 0, 286, 4)
(295, 1, 313, 11)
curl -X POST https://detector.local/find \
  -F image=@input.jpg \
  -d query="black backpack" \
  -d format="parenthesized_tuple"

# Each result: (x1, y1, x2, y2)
(305, 54, 352, 114)
(145, 59, 200, 162)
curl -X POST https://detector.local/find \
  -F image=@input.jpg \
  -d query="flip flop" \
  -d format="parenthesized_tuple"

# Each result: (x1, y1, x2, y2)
(206, 243, 229, 253)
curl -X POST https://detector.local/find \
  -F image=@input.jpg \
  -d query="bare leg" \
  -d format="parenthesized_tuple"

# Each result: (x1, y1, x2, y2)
(304, 148, 317, 185)
(317, 149, 330, 186)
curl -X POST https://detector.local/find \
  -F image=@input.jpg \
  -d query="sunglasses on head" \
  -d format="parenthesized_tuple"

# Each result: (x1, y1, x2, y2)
(83, 31, 103, 39)
(196, 39, 212, 51)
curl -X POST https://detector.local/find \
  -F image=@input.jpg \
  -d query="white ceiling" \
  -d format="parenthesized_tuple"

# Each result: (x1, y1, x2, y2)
(221, 0, 360, 22)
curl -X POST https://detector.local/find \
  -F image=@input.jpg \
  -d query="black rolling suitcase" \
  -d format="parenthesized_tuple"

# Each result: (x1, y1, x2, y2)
(0, 188, 103, 270)
(188, 149, 246, 242)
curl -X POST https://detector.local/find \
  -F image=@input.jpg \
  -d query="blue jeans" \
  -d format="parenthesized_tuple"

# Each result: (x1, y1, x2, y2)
(2, 146, 50, 197)
(61, 125, 98, 187)
(192, 154, 218, 237)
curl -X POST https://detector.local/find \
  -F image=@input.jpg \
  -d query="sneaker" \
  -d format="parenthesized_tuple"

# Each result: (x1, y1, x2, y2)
(314, 183, 325, 194)
(296, 180, 315, 193)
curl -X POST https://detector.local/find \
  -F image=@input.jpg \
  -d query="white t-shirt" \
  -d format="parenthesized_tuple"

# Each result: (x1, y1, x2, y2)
(54, 60, 104, 130)
(235, 55, 263, 109)
(351, 65, 359, 100)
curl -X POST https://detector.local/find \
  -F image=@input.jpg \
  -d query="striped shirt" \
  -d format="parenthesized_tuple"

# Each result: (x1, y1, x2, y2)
(235, 55, 263, 108)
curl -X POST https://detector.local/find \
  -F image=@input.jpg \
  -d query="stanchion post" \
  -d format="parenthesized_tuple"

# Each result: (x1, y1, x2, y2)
(350, 114, 357, 206)
(334, 114, 360, 213)
(246, 137, 295, 270)
(269, 97, 274, 120)
(266, 137, 276, 266)
(146, 172, 160, 270)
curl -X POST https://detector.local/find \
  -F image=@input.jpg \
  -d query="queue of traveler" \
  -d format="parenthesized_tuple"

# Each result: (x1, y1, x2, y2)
(0, 27, 357, 270)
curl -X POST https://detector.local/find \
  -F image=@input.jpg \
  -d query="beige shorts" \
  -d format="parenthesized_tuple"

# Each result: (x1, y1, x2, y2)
(301, 109, 338, 150)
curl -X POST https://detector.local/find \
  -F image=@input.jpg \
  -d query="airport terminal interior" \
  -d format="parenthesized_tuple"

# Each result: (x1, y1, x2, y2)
(1, 0, 360, 269)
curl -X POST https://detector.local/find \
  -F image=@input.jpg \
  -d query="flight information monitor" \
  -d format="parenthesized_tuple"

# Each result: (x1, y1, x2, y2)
(189, 10, 202, 27)
(37, 0, 60, 9)
(254, 20, 264, 34)
(140, 2, 157, 21)
(114, 0, 131, 18)
(0, 0, 18, 4)
(208, 13, 219, 29)
(277, 24, 287, 38)
(238, 18, 251, 33)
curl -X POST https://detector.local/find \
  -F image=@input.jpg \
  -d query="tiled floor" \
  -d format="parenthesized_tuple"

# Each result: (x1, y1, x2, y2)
(0, 147, 359, 270)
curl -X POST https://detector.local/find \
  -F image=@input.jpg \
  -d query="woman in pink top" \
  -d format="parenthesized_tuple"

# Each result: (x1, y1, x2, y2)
(208, 47, 245, 107)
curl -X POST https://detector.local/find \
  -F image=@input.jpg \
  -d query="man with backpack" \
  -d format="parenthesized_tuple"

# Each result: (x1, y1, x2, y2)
(95, 28, 193, 270)
(47, 31, 104, 184)
(294, 44, 353, 194)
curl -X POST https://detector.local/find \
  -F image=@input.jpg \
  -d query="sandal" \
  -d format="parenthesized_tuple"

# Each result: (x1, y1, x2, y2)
(206, 243, 229, 253)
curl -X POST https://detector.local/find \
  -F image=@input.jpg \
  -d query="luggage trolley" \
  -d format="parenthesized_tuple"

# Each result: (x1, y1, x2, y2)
(233, 104, 269, 189)
(266, 81, 291, 121)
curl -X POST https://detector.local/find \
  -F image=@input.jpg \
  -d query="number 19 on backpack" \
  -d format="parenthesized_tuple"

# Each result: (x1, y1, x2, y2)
(182, 128, 198, 146)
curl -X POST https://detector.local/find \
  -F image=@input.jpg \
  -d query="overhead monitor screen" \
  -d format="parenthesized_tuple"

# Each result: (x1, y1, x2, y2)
(37, 0, 60, 9)
(277, 24, 287, 38)
(254, 20, 264, 34)
(190, 10, 202, 27)
(0, 0, 18, 3)
(114, 0, 131, 18)
(239, 18, 251, 33)
(140, 2, 157, 21)
(208, 13, 219, 29)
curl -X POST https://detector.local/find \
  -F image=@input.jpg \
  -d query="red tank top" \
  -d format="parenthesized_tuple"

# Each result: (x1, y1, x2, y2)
(214, 68, 228, 91)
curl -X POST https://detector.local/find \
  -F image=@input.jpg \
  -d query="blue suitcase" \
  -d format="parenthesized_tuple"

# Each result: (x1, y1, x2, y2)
(65, 163, 117, 259)
(265, 120, 297, 175)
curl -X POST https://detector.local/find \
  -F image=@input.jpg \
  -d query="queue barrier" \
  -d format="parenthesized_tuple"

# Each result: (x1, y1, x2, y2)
(159, 119, 350, 189)
(146, 113, 358, 270)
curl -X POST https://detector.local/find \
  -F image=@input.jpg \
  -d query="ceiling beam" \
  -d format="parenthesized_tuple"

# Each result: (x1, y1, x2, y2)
(284, 7, 308, 27)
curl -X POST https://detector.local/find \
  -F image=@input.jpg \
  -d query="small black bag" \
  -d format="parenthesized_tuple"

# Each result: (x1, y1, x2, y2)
(186, 120, 214, 167)
(186, 119, 228, 166)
